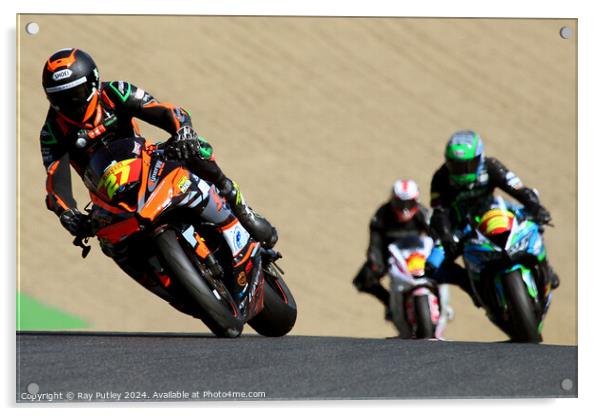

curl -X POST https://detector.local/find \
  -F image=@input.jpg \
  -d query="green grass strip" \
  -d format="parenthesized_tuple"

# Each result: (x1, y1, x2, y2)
(16, 292, 89, 331)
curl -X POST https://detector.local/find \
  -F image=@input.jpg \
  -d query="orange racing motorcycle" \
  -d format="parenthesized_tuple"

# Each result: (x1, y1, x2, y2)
(73, 122, 297, 338)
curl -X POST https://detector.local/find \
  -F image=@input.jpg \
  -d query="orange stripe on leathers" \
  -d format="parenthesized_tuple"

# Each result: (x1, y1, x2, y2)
(46, 161, 70, 211)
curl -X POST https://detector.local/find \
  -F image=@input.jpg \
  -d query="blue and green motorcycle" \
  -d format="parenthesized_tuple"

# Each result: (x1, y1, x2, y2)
(462, 199, 553, 343)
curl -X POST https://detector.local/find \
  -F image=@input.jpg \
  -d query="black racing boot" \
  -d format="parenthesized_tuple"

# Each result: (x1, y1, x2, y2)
(217, 178, 278, 249)
(353, 263, 391, 320)
(541, 259, 560, 290)
(549, 267, 560, 289)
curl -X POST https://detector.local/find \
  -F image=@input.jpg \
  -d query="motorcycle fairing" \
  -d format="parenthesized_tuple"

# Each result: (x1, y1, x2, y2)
(219, 219, 252, 258)
(95, 216, 141, 244)
(507, 220, 545, 260)
(464, 210, 544, 277)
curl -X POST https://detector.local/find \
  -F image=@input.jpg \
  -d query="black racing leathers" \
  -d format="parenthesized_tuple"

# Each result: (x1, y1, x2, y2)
(430, 156, 542, 246)
(353, 202, 430, 307)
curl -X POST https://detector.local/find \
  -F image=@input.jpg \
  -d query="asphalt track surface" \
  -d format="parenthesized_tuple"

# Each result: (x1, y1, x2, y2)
(16, 332, 576, 402)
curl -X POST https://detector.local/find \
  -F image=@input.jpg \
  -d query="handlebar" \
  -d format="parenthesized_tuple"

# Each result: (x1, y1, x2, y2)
(72, 235, 91, 258)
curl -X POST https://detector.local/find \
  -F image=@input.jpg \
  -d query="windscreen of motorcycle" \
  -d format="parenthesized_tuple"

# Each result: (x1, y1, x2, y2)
(83, 137, 145, 203)
(391, 233, 426, 251)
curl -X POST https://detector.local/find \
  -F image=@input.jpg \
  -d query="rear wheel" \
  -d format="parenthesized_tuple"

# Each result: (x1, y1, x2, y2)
(414, 295, 435, 339)
(154, 229, 243, 338)
(502, 270, 542, 343)
(248, 263, 297, 337)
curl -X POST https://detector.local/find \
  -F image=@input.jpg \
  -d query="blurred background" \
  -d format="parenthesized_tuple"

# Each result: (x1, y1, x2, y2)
(17, 15, 576, 344)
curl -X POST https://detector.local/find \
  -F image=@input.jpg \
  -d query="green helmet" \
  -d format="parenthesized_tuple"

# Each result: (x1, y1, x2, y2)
(444, 130, 485, 186)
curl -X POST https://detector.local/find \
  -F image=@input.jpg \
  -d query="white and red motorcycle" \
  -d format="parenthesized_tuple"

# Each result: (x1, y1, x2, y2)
(387, 233, 453, 339)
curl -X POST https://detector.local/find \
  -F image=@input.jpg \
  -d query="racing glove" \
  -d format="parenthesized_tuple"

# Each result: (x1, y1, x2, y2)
(440, 235, 460, 260)
(59, 208, 91, 237)
(166, 126, 213, 161)
(367, 250, 386, 275)
(531, 204, 552, 225)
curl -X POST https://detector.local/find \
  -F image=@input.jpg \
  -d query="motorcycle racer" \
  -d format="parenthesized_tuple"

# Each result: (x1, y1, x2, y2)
(39, 48, 278, 306)
(429, 130, 560, 294)
(352, 179, 432, 319)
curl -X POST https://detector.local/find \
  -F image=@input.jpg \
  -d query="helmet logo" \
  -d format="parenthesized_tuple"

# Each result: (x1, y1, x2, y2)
(46, 48, 78, 71)
(52, 69, 72, 81)
(45, 76, 88, 93)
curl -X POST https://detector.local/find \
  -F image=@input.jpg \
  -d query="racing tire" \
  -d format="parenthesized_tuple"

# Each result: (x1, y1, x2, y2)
(155, 229, 243, 338)
(502, 269, 542, 343)
(414, 295, 435, 339)
(391, 292, 413, 339)
(248, 265, 297, 337)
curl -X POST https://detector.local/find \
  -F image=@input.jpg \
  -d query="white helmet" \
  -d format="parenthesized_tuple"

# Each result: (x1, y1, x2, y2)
(391, 179, 420, 222)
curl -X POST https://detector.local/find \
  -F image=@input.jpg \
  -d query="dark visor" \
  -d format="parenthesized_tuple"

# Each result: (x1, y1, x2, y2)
(47, 82, 94, 119)
(446, 157, 481, 175)
(392, 198, 417, 211)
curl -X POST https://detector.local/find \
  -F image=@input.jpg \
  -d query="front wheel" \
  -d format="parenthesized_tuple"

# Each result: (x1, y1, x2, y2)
(413, 295, 436, 339)
(502, 269, 542, 343)
(154, 228, 243, 338)
(248, 263, 297, 337)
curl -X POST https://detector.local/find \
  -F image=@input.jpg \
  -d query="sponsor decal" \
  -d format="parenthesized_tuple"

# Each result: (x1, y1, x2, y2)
(477, 171, 489, 184)
(234, 228, 244, 250)
(52, 69, 72, 81)
(237, 271, 247, 286)
(98, 158, 141, 200)
(174, 107, 190, 124)
(223, 222, 250, 255)
(177, 176, 192, 193)
(506, 171, 523, 189)
(147, 160, 165, 192)
(142, 93, 155, 104)
(456, 186, 489, 202)
(109, 81, 131, 102)
(45, 76, 88, 93)
(132, 141, 142, 155)
(406, 253, 426, 276)
(40, 129, 57, 145)
(210, 188, 224, 211)
(134, 88, 145, 99)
